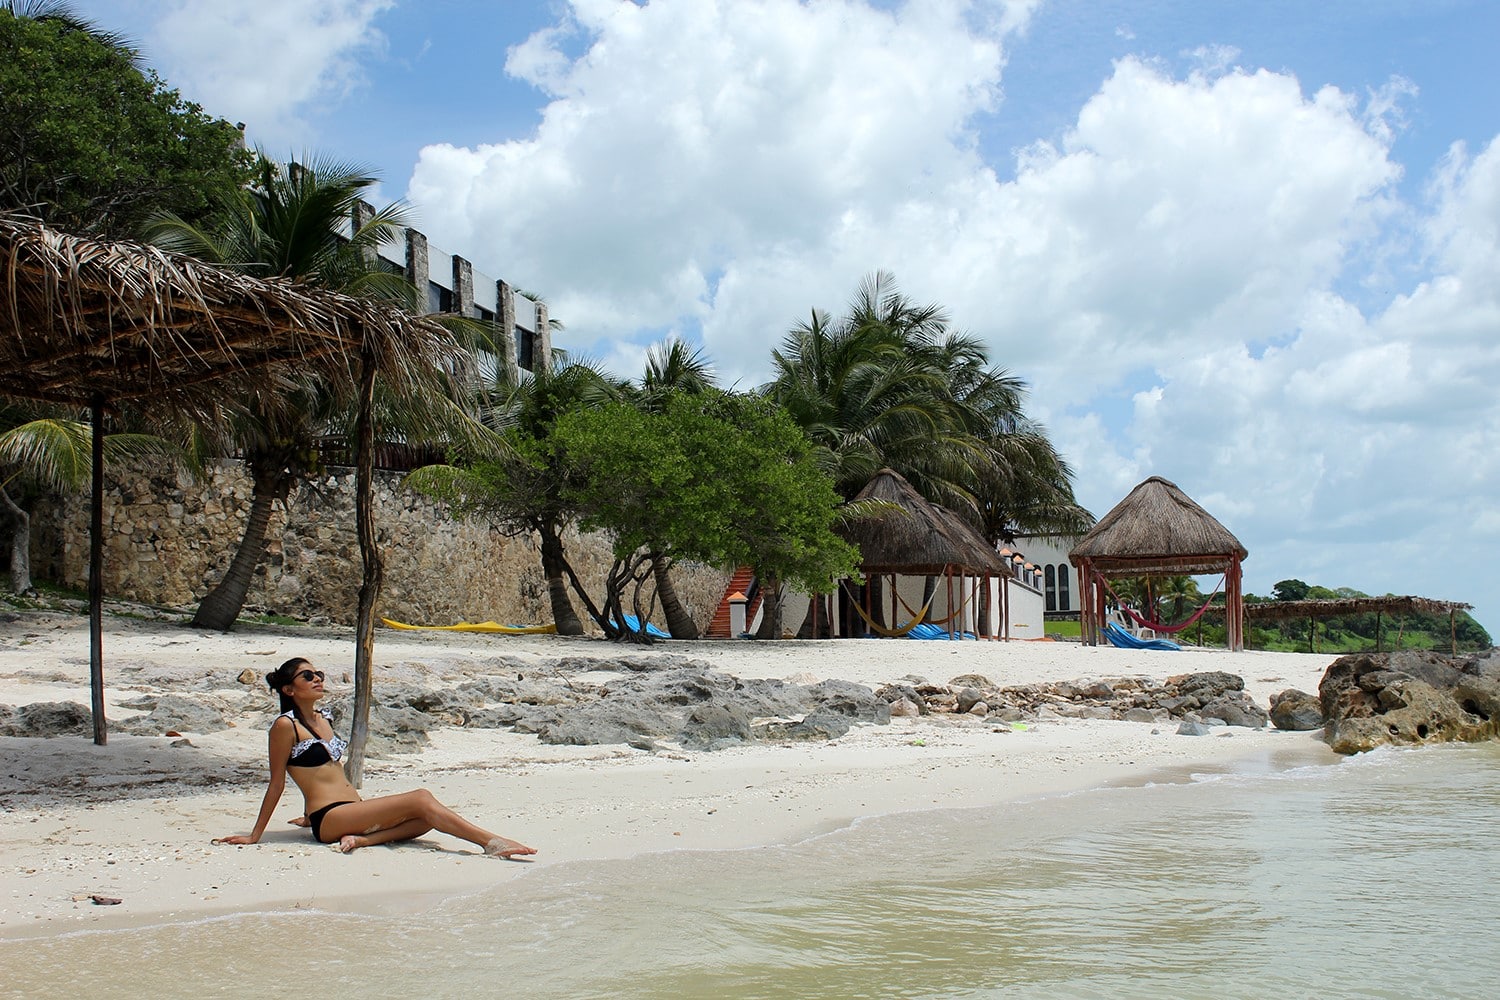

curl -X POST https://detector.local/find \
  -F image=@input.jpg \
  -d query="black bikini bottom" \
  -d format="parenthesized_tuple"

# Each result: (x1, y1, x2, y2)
(308, 800, 357, 843)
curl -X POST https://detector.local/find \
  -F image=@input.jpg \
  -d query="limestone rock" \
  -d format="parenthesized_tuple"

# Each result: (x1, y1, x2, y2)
(1176, 714, 1225, 736)
(1197, 695, 1268, 729)
(0, 701, 91, 737)
(1269, 689, 1324, 731)
(805, 679, 891, 724)
(680, 704, 753, 749)
(755, 713, 852, 741)
(1320, 650, 1500, 754)
(1170, 671, 1244, 700)
(955, 687, 985, 714)
(889, 697, 921, 718)
(116, 694, 231, 736)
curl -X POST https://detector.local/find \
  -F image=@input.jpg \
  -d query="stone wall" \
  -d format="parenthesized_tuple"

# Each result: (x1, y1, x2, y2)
(28, 458, 729, 632)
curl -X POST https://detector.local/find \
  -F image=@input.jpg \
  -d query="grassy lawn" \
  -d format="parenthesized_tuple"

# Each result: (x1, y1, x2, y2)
(1045, 619, 1081, 639)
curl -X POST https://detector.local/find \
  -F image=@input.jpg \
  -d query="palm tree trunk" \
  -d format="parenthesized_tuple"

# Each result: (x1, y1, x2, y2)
(190, 484, 279, 630)
(537, 522, 584, 636)
(651, 553, 700, 639)
(1, 485, 32, 594)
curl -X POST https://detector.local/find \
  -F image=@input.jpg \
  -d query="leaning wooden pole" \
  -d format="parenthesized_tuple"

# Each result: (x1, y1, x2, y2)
(88, 394, 107, 746)
(345, 347, 382, 788)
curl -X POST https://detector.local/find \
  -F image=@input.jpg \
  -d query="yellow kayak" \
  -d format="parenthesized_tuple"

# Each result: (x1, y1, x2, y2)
(381, 618, 558, 635)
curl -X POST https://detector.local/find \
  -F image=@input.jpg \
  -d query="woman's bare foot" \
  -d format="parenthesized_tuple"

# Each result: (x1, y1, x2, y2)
(337, 835, 369, 854)
(484, 837, 537, 860)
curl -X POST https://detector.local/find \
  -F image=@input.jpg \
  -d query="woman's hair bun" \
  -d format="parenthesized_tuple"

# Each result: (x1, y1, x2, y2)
(265, 657, 308, 692)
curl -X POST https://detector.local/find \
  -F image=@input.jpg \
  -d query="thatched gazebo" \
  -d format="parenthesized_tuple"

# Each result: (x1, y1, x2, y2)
(835, 469, 1011, 638)
(1070, 476, 1248, 650)
(0, 215, 464, 783)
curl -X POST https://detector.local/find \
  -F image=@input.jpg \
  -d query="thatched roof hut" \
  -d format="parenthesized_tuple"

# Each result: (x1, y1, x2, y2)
(1070, 476, 1248, 650)
(1070, 476, 1246, 574)
(0, 214, 460, 410)
(0, 214, 463, 773)
(829, 469, 1011, 639)
(841, 469, 1007, 576)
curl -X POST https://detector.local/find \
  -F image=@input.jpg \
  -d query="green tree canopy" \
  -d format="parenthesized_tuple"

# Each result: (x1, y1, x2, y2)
(553, 392, 860, 639)
(0, 7, 251, 235)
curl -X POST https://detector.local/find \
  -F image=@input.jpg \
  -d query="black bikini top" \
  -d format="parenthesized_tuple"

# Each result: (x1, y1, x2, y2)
(281, 707, 347, 768)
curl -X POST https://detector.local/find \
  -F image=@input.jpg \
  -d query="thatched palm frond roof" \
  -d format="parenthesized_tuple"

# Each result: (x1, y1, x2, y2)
(840, 468, 1008, 576)
(0, 214, 463, 413)
(1241, 595, 1470, 621)
(1070, 476, 1246, 576)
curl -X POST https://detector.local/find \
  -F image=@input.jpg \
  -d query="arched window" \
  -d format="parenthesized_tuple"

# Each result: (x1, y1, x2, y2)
(1056, 564, 1071, 611)
(1044, 564, 1057, 611)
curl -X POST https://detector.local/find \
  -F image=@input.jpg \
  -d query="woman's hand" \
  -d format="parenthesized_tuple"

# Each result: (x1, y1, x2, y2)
(213, 834, 257, 845)
(288, 815, 310, 828)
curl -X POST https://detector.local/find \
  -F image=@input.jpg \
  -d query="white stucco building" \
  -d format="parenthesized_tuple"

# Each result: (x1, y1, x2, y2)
(1011, 534, 1083, 618)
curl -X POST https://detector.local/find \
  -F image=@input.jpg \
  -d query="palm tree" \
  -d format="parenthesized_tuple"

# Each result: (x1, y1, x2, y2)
(764, 272, 1090, 636)
(144, 155, 476, 630)
(1, 407, 179, 593)
(2, 0, 133, 53)
(1154, 575, 1203, 624)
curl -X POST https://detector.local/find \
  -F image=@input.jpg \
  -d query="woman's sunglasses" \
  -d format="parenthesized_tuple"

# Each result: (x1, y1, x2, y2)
(293, 669, 325, 683)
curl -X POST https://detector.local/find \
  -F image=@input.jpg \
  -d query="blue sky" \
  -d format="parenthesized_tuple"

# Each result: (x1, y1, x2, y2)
(82, 0, 1500, 632)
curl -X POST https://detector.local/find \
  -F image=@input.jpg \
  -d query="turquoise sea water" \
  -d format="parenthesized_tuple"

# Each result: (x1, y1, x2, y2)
(6, 744, 1499, 999)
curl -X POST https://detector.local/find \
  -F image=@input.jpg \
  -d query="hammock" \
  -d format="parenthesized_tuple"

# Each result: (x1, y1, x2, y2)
(610, 614, 671, 639)
(381, 618, 557, 635)
(1094, 575, 1224, 634)
(894, 576, 979, 626)
(1103, 621, 1181, 651)
(840, 581, 936, 637)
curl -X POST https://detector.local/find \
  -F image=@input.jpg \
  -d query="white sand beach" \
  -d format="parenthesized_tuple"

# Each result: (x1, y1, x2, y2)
(0, 611, 1341, 938)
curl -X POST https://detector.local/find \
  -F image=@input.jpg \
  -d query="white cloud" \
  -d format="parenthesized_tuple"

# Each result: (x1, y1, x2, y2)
(402, 0, 1498, 626)
(144, 0, 393, 149)
(408, 0, 1023, 368)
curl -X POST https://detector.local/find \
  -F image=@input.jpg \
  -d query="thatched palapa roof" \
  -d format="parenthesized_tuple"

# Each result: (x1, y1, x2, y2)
(1243, 595, 1470, 621)
(1070, 476, 1247, 576)
(0, 214, 462, 412)
(0, 214, 466, 758)
(840, 468, 1009, 576)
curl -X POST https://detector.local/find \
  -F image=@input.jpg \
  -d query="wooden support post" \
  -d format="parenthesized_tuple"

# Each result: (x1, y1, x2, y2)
(946, 568, 954, 640)
(345, 345, 382, 789)
(89, 394, 106, 746)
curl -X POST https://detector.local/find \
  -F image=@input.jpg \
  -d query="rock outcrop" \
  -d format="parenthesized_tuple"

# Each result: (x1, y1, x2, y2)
(0, 701, 91, 737)
(1268, 689, 1324, 731)
(872, 670, 1268, 730)
(1320, 649, 1500, 754)
(329, 660, 889, 753)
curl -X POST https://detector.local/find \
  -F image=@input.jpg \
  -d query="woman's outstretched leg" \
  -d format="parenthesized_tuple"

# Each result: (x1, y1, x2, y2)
(316, 790, 536, 858)
(337, 818, 429, 853)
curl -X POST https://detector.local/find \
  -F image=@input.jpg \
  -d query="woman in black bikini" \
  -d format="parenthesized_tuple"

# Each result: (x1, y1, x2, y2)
(217, 657, 536, 858)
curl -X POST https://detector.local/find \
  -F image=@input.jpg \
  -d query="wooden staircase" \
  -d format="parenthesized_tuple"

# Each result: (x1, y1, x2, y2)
(707, 567, 761, 638)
